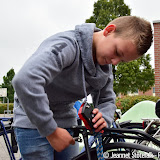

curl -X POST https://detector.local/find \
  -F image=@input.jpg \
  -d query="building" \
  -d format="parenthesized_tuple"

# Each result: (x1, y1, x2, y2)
(138, 87, 155, 96)
(153, 20, 160, 97)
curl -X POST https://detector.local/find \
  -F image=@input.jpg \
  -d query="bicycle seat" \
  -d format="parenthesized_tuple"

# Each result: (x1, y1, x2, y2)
(155, 99, 160, 118)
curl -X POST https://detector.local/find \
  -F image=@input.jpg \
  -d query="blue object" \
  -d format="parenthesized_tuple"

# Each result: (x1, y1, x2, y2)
(73, 101, 82, 118)
(73, 101, 82, 125)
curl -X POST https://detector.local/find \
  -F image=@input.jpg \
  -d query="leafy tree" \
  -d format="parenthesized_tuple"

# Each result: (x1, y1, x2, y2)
(86, 0, 155, 95)
(86, 0, 131, 29)
(1, 68, 15, 103)
(113, 54, 155, 95)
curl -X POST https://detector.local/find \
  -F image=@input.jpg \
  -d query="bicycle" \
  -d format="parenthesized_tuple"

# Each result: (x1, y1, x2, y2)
(2, 118, 160, 160)
(116, 100, 160, 150)
(71, 101, 160, 160)
(135, 118, 160, 150)
(70, 125, 160, 160)
(1, 100, 160, 160)
(1, 118, 160, 160)
(0, 117, 20, 160)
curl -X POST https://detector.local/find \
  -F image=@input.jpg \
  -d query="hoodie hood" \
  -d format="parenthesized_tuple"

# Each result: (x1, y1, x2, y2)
(75, 23, 112, 90)
(75, 23, 101, 76)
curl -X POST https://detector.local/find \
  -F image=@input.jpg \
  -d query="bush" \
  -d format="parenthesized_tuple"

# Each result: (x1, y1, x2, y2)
(0, 96, 160, 115)
(116, 95, 160, 114)
(0, 103, 13, 114)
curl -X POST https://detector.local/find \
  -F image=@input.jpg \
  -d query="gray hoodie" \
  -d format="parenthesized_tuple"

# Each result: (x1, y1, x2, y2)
(12, 23, 116, 137)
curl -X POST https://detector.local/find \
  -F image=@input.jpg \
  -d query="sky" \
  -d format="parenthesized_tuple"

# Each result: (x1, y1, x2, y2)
(0, 0, 160, 84)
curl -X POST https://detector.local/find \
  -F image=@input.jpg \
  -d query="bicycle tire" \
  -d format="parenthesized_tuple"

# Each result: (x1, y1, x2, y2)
(72, 142, 158, 160)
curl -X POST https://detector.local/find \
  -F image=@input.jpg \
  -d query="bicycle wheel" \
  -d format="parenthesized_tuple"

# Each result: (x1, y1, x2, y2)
(72, 142, 158, 160)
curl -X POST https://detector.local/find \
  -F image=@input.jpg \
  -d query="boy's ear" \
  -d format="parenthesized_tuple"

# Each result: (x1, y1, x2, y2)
(103, 24, 116, 36)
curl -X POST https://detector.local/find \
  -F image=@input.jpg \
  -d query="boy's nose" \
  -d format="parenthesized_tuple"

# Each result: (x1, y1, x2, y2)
(111, 58, 121, 65)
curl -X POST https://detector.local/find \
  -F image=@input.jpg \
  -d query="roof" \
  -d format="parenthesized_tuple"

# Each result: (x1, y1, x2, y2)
(153, 20, 160, 24)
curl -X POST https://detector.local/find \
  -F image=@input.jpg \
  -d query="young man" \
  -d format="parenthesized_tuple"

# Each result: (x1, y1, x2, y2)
(12, 16, 152, 160)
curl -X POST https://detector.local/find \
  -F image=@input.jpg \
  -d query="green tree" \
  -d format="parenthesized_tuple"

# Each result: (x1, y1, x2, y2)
(1, 68, 15, 103)
(113, 54, 155, 95)
(86, 0, 131, 29)
(86, 0, 155, 95)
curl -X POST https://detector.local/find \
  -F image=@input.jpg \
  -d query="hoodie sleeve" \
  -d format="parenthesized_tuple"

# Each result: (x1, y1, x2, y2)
(92, 66, 116, 128)
(12, 36, 77, 137)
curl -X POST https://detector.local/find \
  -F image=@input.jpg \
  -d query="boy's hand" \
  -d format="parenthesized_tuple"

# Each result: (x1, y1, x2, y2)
(46, 127, 75, 152)
(92, 108, 107, 132)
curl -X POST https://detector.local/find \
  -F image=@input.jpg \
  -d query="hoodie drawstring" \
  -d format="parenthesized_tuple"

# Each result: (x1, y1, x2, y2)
(81, 64, 104, 160)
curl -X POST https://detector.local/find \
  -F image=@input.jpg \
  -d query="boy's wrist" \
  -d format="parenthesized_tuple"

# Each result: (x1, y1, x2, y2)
(46, 127, 59, 140)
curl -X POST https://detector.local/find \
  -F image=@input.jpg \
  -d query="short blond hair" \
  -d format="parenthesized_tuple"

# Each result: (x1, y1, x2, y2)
(108, 16, 153, 55)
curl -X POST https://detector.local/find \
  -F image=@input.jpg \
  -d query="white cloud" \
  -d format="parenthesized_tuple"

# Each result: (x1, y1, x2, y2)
(0, 0, 95, 83)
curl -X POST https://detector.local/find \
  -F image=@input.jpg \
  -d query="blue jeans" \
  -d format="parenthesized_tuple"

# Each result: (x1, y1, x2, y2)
(14, 128, 79, 160)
